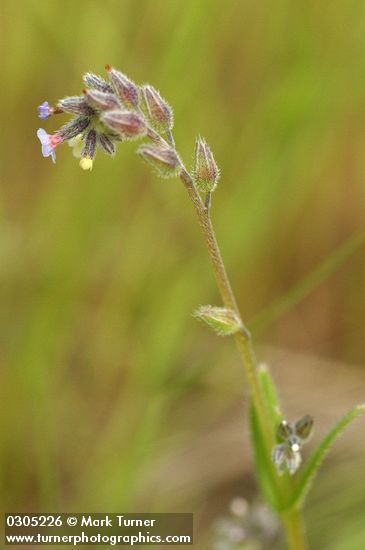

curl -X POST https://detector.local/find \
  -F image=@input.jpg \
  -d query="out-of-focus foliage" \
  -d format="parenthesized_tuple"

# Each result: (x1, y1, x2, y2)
(1, 1, 365, 548)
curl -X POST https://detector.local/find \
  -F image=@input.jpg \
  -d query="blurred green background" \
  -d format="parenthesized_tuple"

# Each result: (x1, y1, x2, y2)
(1, 1, 365, 548)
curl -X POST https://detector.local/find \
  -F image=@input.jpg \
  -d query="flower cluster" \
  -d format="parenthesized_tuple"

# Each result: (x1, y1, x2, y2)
(36, 66, 179, 173)
(272, 415, 314, 475)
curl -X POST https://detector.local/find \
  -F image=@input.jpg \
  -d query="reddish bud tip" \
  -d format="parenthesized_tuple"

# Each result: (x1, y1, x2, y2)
(107, 68, 139, 108)
(105, 64, 111, 72)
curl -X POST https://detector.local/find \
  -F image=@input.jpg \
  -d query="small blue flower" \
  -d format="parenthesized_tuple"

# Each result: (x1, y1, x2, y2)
(272, 415, 314, 476)
(37, 128, 61, 163)
(38, 101, 52, 120)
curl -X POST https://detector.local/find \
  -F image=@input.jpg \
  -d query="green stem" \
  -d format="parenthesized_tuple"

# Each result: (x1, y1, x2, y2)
(282, 509, 309, 550)
(179, 168, 272, 445)
(178, 167, 308, 549)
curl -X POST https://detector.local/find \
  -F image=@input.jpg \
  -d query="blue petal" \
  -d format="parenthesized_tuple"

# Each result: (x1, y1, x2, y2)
(37, 128, 48, 143)
(38, 101, 50, 120)
(37, 128, 56, 161)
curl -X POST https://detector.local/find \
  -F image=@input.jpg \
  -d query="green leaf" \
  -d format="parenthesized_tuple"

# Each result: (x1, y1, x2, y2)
(284, 404, 365, 511)
(258, 363, 283, 426)
(249, 404, 282, 510)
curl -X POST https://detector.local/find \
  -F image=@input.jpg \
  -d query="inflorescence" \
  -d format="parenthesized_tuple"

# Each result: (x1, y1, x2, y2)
(37, 65, 173, 171)
(36, 65, 219, 190)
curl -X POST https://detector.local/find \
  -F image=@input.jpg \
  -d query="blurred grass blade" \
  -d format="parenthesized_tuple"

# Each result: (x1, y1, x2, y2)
(250, 404, 282, 510)
(251, 230, 365, 335)
(285, 404, 365, 511)
(258, 363, 283, 426)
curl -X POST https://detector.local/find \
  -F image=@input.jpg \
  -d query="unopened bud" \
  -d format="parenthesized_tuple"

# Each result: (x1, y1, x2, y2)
(83, 73, 113, 93)
(193, 137, 220, 193)
(138, 144, 181, 178)
(193, 305, 242, 336)
(84, 89, 120, 111)
(106, 65, 139, 108)
(140, 85, 173, 134)
(101, 110, 147, 140)
(57, 96, 93, 116)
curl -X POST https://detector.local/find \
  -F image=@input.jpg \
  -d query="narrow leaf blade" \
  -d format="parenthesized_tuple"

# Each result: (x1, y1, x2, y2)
(250, 404, 282, 510)
(286, 404, 365, 511)
(258, 363, 283, 426)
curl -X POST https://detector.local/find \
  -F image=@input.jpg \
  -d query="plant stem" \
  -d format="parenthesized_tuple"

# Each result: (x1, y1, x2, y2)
(179, 167, 272, 444)
(282, 509, 309, 550)
(178, 166, 308, 550)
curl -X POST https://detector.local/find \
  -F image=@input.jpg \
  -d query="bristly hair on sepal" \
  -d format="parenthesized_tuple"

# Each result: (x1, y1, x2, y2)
(193, 305, 242, 336)
(101, 110, 147, 140)
(57, 96, 94, 116)
(83, 73, 113, 93)
(140, 85, 173, 134)
(193, 136, 220, 193)
(84, 89, 120, 111)
(138, 144, 181, 179)
(98, 134, 116, 156)
(58, 116, 90, 141)
(105, 65, 140, 109)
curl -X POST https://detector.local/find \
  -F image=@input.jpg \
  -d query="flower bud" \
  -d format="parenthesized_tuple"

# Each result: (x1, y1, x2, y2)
(83, 73, 113, 93)
(101, 110, 147, 140)
(58, 96, 93, 116)
(106, 65, 139, 108)
(84, 89, 120, 111)
(140, 85, 173, 134)
(193, 137, 220, 193)
(193, 305, 242, 336)
(138, 144, 181, 178)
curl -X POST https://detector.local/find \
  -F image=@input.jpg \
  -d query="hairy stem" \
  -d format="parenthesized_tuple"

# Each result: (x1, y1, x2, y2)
(178, 166, 308, 549)
(179, 168, 271, 441)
